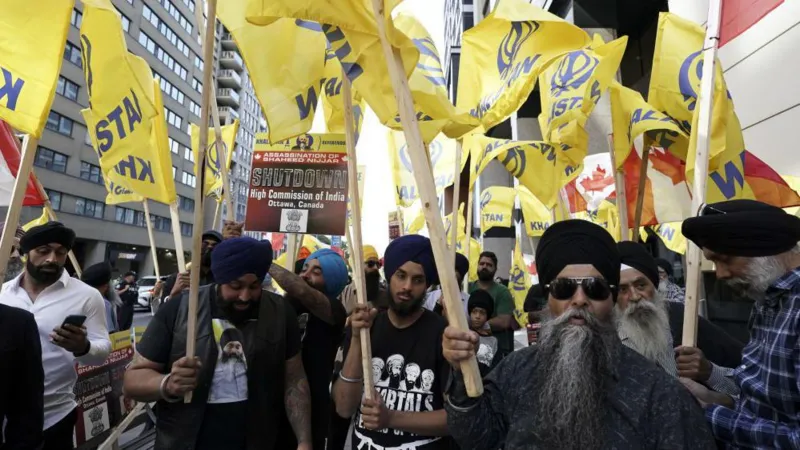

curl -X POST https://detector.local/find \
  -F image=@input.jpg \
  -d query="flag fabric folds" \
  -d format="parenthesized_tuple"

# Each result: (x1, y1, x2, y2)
(640, 223, 687, 255)
(510, 239, 531, 327)
(23, 209, 50, 232)
(191, 120, 241, 199)
(0, 0, 73, 137)
(388, 131, 464, 207)
(0, 121, 45, 206)
(518, 185, 551, 237)
(479, 187, 515, 233)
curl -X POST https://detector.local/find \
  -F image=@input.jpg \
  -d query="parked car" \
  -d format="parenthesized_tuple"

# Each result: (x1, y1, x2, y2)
(137, 276, 166, 314)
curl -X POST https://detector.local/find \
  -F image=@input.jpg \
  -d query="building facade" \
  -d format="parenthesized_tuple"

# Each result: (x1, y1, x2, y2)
(19, 0, 261, 278)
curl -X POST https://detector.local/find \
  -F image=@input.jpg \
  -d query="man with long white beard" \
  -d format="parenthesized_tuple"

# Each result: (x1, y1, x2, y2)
(443, 220, 715, 449)
(679, 200, 800, 448)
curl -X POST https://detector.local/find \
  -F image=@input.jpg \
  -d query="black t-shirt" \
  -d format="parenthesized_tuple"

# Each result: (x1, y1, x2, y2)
(137, 289, 301, 450)
(340, 310, 451, 450)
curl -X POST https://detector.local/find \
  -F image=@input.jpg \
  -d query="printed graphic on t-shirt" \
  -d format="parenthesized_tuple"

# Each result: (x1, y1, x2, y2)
(355, 354, 441, 449)
(207, 319, 248, 404)
(477, 339, 497, 367)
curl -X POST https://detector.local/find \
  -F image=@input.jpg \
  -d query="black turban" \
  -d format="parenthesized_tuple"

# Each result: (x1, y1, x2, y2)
(20, 221, 75, 254)
(202, 230, 223, 243)
(81, 262, 112, 288)
(618, 241, 659, 287)
(384, 235, 438, 287)
(210, 237, 273, 284)
(455, 253, 469, 278)
(655, 258, 673, 278)
(468, 289, 494, 317)
(535, 220, 620, 298)
(682, 200, 800, 257)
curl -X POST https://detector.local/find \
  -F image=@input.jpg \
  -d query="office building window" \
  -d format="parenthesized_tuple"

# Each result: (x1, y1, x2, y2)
(156, 0, 192, 34)
(84, 129, 93, 146)
(56, 76, 80, 101)
(164, 107, 182, 129)
(189, 100, 201, 117)
(137, 32, 188, 80)
(184, 147, 194, 162)
(75, 197, 105, 219)
(35, 146, 68, 172)
(169, 137, 180, 154)
(172, 165, 178, 179)
(80, 162, 103, 184)
(152, 215, 172, 232)
(64, 42, 82, 68)
(192, 78, 202, 94)
(181, 171, 196, 187)
(45, 111, 74, 136)
(71, 8, 82, 28)
(180, 222, 193, 236)
(115, 206, 146, 227)
(154, 72, 186, 105)
(184, 0, 195, 13)
(121, 13, 131, 32)
(179, 195, 194, 212)
(142, 5, 190, 58)
(194, 56, 203, 71)
(46, 190, 62, 210)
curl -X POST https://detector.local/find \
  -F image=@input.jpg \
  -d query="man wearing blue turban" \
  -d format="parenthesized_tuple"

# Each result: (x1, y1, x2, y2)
(270, 247, 348, 450)
(124, 237, 312, 450)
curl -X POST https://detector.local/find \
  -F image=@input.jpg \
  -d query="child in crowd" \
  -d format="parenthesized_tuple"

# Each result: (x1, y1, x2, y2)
(467, 290, 500, 376)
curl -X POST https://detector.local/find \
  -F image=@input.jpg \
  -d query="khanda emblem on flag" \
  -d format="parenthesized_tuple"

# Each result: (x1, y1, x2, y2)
(551, 51, 599, 97)
(480, 190, 492, 209)
(500, 147, 526, 177)
(412, 37, 446, 87)
(677, 50, 732, 132)
(509, 265, 526, 295)
(399, 140, 443, 172)
(206, 140, 226, 176)
(497, 21, 538, 79)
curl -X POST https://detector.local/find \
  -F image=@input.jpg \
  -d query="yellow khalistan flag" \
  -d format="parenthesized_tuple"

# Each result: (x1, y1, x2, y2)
(443, 203, 467, 244)
(457, 0, 589, 130)
(510, 239, 531, 327)
(83, 110, 144, 205)
(23, 210, 49, 232)
(320, 47, 366, 141)
(402, 201, 426, 235)
(218, 0, 326, 143)
(479, 187, 515, 233)
(388, 131, 465, 207)
(538, 36, 627, 164)
(455, 237, 481, 283)
(191, 120, 240, 199)
(0, 0, 73, 137)
(640, 223, 687, 255)
(574, 200, 621, 241)
(518, 185, 551, 237)
(245, 0, 419, 129)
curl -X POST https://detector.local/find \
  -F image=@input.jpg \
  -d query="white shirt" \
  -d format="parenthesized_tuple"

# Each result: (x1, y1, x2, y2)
(0, 270, 110, 429)
(423, 289, 469, 319)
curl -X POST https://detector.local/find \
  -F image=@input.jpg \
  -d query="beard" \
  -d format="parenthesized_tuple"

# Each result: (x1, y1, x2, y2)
(388, 290, 425, 317)
(477, 269, 494, 282)
(365, 271, 381, 302)
(215, 293, 259, 325)
(5, 258, 24, 282)
(531, 307, 619, 449)
(614, 293, 672, 364)
(26, 259, 63, 285)
(221, 351, 246, 364)
(657, 279, 670, 296)
(724, 256, 787, 303)
(201, 247, 213, 269)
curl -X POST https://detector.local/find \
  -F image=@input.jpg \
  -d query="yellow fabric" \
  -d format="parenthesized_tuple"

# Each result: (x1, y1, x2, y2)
(455, 237, 481, 283)
(782, 175, 800, 216)
(457, 0, 590, 130)
(510, 239, 531, 327)
(83, 109, 144, 205)
(22, 210, 49, 232)
(518, 185, 552, 237)
(191, 120, 240, 199)
(539, 36, 627, 165)
(321, 49, 366, 142)
(388, 131, 465, 207)
(640, 222, 687, 255)
(443, 203, 466, 244)
(479, 186, 515, 233)
(0, 0, 73, 137)
(401, 202, 426, 235)
(346, 165, 366, 226)
(218, 0, 327, 143)
(573, 201, 621, 241)
(363, 245, 379, 261)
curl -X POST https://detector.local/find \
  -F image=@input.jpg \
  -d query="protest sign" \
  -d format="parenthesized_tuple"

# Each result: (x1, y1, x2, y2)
(247, 133, 348, 236)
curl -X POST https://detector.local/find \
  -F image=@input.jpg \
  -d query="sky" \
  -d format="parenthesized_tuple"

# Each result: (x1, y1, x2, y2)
(312, 1, 446, 254)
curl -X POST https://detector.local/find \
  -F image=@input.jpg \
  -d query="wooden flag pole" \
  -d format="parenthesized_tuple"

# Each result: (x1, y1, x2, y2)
(342, 72, 375, 399)
(450, 140, 463, 265)
(0, 135, 38, 282)
(631, 147, 651, 240)
(285, 234, 300, 272)
(370, 0, 482, 396)
(607, 134, 630, 241)
(683, 0, 722, 347)
(168, 203, 186, 272)
(142, 200, 161, 278)
(185, 0, 218, 403)
(212, 199, 222, 231)
(463, 190, 473, 293)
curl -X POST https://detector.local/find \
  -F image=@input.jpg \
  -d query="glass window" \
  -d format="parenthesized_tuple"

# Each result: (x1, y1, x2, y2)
(184, 147, 194, 162)
(75, 197, 104, 219)
(34, 146, 68, 172)
(56, 76, 79, 101)
(64, 42, 82, 68)
(80, 162, 103, 184)
(179, 195, 194, 212)
(169, 137, 180, 154)
(71, 8, 82, 28)
(121, 14, 131, 32)
(45, 111, 74, 136)
(46, 190, 62, 210)
(189, 101, 201, 117)
(180, 222, 193, 236)
(181, 171, 196, 187)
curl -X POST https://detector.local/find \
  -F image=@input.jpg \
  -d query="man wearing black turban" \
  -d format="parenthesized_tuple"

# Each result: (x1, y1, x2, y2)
(124, 237, 312, 450)
(679, 200, 800, 448)
(443, 220, 714, 449)
(333, 234, 453, 450)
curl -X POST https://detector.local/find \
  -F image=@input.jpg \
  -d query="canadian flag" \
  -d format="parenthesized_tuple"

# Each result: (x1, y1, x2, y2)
(720, 0, 784, 46)
(0, 121, 46, 207)
(574, 153, 616, 211)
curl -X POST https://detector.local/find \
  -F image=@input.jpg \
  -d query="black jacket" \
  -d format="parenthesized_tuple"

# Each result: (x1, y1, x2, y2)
(667, 301, 745, 368)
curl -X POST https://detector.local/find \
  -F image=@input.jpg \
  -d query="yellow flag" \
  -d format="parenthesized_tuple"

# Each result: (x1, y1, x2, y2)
(539, 36, 627, 163)
(321, 48, 366, 142)
(518, 185, 552, 237)
(191, 120, 240, 198)
(510, 239, 531, 327)
(218, 1, 327, 143)
(388, 131, 464, 207)
(245, 1, 419, 128)
(457, 0, 590, 130)
(23, 210, 50, 232)
(574, 201, 621, 241)
(608, 81, 688, 168)
(640, 222, 687, 255)
(0, 0, 73, 137)
(83, 111, 144, 205)
(479, 187, 515, 233)
(443, 203, 466, 243)
(455, 237, 481, 283)
(147, 77, 178, 204)
(402, 201, 426, 235)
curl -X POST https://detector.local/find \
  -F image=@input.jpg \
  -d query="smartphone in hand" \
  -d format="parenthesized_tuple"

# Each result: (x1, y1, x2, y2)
(62, 314, 87, 328)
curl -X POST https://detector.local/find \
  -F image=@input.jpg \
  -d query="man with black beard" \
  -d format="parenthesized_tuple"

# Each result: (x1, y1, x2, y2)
(333, 234, 452, 449)
(124, 237, 312, 450)
(678, 200, 800, 448)
(270, 248, 348, 449)
(469, 251, 516, 358)
(161, 230, 222, 302)
(339, 244, 390, 315)
(443, 220, 714, 449)
(0, 222, 111, 449)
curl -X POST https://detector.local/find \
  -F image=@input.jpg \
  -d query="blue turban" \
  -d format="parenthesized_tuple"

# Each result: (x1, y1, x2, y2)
(384, 235, 438, 287)
(306, 248, 348, 298)
(211, 237, 273, 284)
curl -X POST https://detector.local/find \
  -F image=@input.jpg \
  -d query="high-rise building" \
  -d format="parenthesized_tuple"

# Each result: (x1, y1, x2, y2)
(19, 0, 262, 277)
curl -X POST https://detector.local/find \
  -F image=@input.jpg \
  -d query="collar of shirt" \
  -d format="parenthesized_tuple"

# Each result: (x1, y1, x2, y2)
(6, 269, 72, 297)
(763, 266, 800, 308)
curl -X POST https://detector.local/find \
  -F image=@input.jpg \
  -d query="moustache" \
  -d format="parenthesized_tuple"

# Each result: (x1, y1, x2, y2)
(37, 264, 60, 272)
(551, 307, 601, 329)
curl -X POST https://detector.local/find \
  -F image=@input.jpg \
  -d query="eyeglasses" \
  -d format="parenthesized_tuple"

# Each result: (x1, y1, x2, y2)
(366, 260, 380, 268)
(545, 277, 614, 301)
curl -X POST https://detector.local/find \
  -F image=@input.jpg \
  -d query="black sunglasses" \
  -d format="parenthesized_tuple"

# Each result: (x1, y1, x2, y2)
(366, 261, 380, 268)
(545, 277, 614, 301)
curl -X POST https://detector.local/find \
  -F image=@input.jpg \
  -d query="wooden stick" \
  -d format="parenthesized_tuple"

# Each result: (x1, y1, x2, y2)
(142, 200, 161, 278)
(212, 199, 222, 231)
(369, 0, 482, 396)
(450, 140, 462, 266)
(185, 0, 218, 403)
(168, 203, 186, 272)
(285, 233, 299, 272)
(463, 190, 473, 293)
(397, 207, 405, 237)
(683, 0, 722, 347)
(631, 147, 650, 240)
(608, 134, 630, 240)
(342, 72, 375, 399)
(97, 403, 146, 450)
(0, 135, 38, 281)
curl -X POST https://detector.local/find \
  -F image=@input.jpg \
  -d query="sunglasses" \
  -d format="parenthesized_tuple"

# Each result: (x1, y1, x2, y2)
(545, 277, 614, 301)
(366, 261, 380, 268)
(699, 203, 726, 216)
